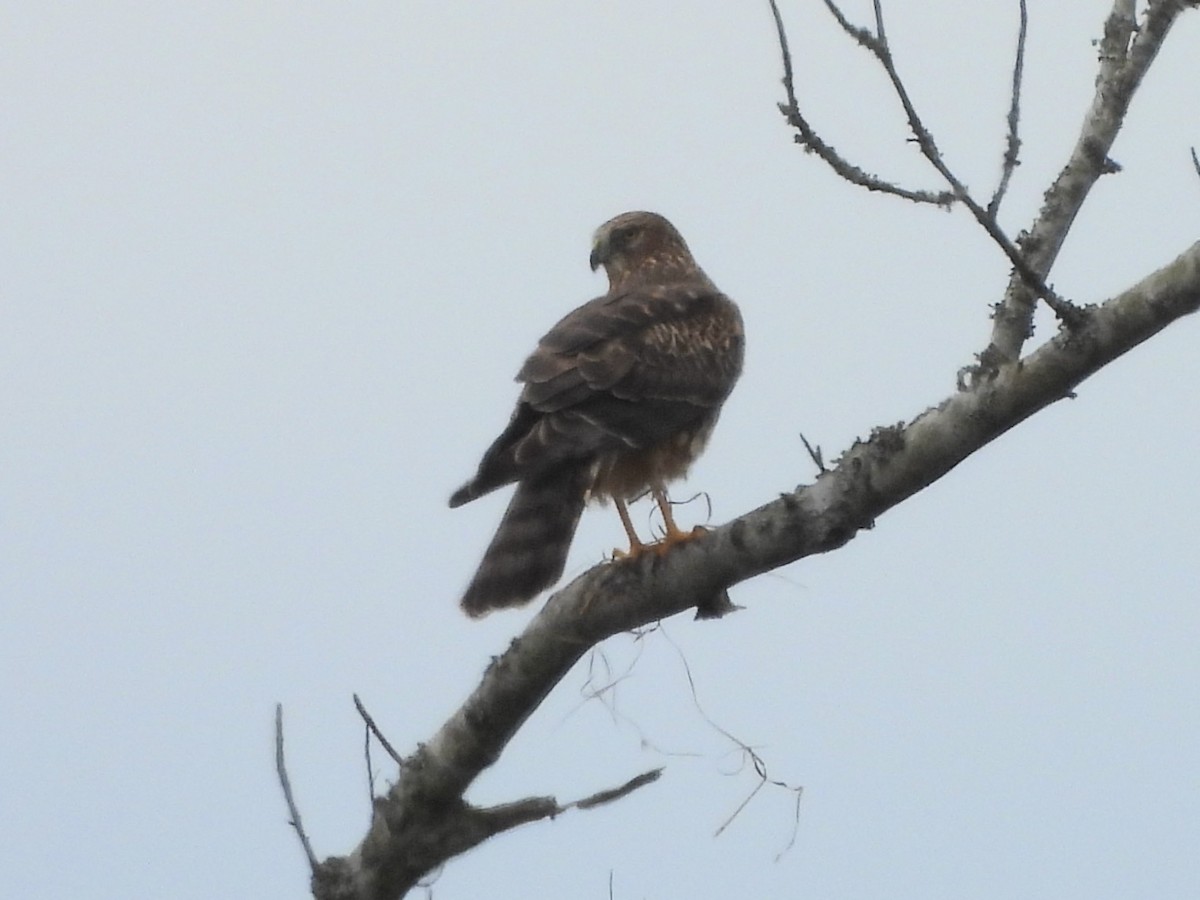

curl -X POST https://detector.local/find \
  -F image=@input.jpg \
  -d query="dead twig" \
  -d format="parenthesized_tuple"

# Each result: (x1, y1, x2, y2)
(979, 0, 1188, 370)
(861, 0, 1082, 326)
(768, 0, 954, 206)
(275, 704, 319, 872)
(799, 432, 827, 474)
(355, 693, 404, 804)
(988, 0, 1028, 217)
(354, 693, 405, 768)
(571, 768, 663, 810)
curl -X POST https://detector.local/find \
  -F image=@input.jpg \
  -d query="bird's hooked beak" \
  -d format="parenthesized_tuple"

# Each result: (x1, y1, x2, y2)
(589, 233, 609, 272)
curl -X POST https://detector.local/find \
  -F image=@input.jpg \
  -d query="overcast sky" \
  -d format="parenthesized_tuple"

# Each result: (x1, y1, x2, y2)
(4, 2, 1199, 898)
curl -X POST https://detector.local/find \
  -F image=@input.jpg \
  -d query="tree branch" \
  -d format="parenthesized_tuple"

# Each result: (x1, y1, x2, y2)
(782, 0, 1079, 332)
(571, 767, 663, 810)
(987, 0, 1028, 218)
(768, 0, 955, 206)
(313, 763, 663, 899)
(276, 704, 320, 874)
(311, 242, 1200, 900)
(856, 0, 1079, 325)
(355, 694, 405, 769)
(980, 0, 1191, 370)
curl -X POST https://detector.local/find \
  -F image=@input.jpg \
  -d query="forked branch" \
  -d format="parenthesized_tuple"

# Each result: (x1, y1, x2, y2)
(767, 0, 954, 206)
(982, 0, 1190, 369)
(783, 0, 1077, 325)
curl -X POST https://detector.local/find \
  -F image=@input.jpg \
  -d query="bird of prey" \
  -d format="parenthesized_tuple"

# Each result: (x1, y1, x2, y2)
(450, 211, 744, 617)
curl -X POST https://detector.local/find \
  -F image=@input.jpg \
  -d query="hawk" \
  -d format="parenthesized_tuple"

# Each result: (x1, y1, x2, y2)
(450, 211, 744, 617)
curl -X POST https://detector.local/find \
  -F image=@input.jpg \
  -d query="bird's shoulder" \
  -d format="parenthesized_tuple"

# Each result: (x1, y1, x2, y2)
(513, 277, 742, 413)
(520, 277, 735, 374)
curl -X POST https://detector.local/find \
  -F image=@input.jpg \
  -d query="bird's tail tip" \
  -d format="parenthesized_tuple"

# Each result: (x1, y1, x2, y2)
(455, 466, 588, 618)
(459, 593, 502, 618)
(448, 482, 476, 508)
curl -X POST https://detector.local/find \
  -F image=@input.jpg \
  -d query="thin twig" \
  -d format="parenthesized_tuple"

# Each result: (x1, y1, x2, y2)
(976, 0, 1184, 372)
(362, 710, 374, 801)
(871, 0, 889, 45)
(822, 0, 878, 49)
(275, 704, 319, 872)
(571, 768, 663, 810)
(354, 693, 405, 768)
(768, 0, 954, 206)
(1192, 146, 1200, 181)
(799, 432, 827, 473)
(988, 0, 1028, 217)
(470, 769, 663, 833)
(859, 0, 1082, 325)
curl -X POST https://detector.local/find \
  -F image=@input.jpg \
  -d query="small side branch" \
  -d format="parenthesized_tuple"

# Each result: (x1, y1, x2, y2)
(275, 704, 319, 873)
(778, 0, 1079, 336)
(980, 0, 1190, 369)
(768, 0, 954, 206)
(860, 0, 1078, 325)
(449, 769, 663, 853)
(315, 766, 664, 898)
(355, 693, 405, 768)
(571, 768, 663, 810)
(799, 433, 827, 474)
(988, 0, 1028, 217)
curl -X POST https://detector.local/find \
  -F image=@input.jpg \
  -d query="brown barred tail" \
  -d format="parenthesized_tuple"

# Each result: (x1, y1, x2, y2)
(459, 465, 589, 617)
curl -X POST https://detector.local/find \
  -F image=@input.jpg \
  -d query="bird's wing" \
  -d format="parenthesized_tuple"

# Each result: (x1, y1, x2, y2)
(520, 283, 743, 414)
(450, 282, 742, 505)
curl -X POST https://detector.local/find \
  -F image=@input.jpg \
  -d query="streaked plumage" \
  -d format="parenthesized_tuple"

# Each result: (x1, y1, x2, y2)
(450, 211, 744, 617)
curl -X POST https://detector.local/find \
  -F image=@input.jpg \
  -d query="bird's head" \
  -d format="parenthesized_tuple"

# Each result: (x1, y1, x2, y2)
(589, 211, 694, 289)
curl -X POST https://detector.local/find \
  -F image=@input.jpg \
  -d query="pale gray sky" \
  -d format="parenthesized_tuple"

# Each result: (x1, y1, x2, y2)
(3, 2, 1199, 898)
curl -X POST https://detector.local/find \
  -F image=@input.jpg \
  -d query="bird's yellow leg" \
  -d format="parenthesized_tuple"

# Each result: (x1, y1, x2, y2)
(612, 497, 648, 559)
(651, 488, 707, 555)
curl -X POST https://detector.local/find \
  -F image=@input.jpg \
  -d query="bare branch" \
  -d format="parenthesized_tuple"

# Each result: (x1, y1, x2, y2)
(571, 768, 662, 810)
(799, 432, 827, 474)
(848, 1, 1080, 326)
(355, 693, 405, 769)
(980, 0, 1190, 369)
(822, 0, 881, 51)
(988, 0, 1028, 217)
(275, 704, 319, 873)
(470, 796, 558, 834)
(768, 0, 954, 206)
(311, 241, 1200, 899)
(871, 0, 888, 42)
(1191, 146, 1200, 181)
